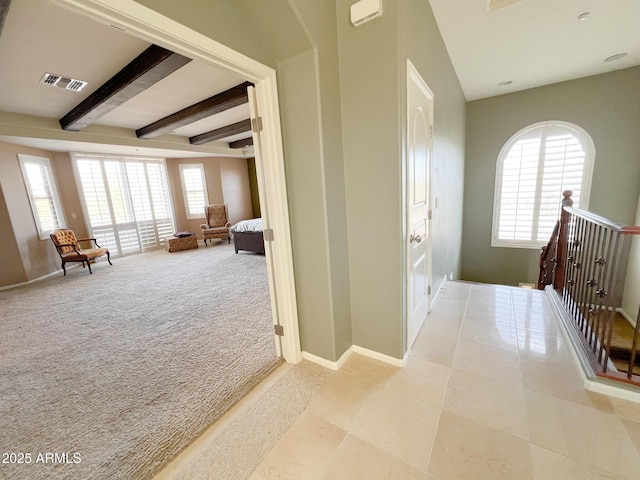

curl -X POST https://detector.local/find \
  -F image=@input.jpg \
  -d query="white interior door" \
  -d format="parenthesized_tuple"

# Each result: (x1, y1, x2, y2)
(407, 60, 433, 349)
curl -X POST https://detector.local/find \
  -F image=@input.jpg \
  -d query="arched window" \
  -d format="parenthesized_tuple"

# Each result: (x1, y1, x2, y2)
(492, 121, 595, 248)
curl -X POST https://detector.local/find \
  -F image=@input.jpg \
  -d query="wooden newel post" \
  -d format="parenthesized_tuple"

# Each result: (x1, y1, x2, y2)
(553, 190, 573, 289)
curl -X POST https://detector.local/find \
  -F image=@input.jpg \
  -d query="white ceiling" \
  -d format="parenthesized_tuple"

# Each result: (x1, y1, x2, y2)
(0, 0, 253, 158)
(429, 0, 640, 100)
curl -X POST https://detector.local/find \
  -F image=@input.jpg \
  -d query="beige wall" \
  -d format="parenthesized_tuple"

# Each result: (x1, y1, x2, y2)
(463, 67, 640, 286)
(0, 142, 64, 285)
(52, 152, 89, 238)
(0, 183, 27, 287)
(0, 143, 254, 288)
(166, 157, 253, 238)
(220, 157, 253, 223)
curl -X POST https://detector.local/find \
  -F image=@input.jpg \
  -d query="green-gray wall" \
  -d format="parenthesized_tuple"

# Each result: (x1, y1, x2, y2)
(462, 67, 640, 286)
(244, 0, 353, 361)
(135, 0, 355, 361)
(399, 0, 467, 299)
(338, 0, 466, 357)
(1, 0, 467, 362)
(337, 0, 402, 357)
(139, 0, 466, 360)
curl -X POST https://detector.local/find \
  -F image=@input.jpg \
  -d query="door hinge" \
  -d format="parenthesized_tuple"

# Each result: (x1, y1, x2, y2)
(428, 209, 432, 220)
(274, 324, 284, 336)
(264, 228, 274, 242)
(251, 117, 263, 133)
(428, 285, 431, 295)
(428, 125, 433, 138)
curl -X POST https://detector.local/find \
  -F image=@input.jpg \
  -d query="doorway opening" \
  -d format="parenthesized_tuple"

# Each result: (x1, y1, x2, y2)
(52, 0, 301, 362)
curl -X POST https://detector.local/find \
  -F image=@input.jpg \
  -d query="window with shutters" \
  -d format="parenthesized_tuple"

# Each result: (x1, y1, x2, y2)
(492, 121, 595, 249)
(179, 164, 209, 219)
(73, 154, 175, 256)
(19, 154, 66, 239)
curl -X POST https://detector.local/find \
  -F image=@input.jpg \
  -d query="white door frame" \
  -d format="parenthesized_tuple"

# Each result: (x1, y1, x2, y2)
(53, 0, 302, 363)
(404, 59, 433, 353)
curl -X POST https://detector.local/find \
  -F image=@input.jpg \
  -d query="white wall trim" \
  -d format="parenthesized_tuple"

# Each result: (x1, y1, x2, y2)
(302, 347, 353, 371)
(546, 287, 640, 404)
(0, 265, 81, 291)
(353, 345, 406, 367)
(52, 0, 302, 364)
(583, 377, 640, 404)
(302, 344, 406, 370)
(50, 0, 272, 80)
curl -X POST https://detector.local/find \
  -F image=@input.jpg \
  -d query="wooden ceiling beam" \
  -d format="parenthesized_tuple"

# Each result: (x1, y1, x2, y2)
(229, 137, 254, 149)
(59, 44, 191, 131)
(189, 119, 252, 145)
(136, 81, 253, 139)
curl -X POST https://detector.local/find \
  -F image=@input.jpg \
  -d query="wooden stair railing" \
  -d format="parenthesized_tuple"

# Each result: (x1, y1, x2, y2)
(538, 220, 559, 289)
(540, 190, 640, 385)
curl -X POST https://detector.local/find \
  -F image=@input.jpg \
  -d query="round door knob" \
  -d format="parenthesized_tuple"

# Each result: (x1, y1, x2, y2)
(410, 234, 422, 244)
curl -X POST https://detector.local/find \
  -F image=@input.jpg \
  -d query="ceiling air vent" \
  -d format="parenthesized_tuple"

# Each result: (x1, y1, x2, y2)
(40, 73, 88, 92)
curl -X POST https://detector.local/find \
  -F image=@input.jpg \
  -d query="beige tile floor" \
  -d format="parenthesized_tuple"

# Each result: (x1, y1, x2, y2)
(248, 281, 640, 480)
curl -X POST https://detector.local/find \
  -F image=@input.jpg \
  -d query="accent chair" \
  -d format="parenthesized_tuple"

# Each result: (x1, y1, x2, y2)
(50, 229, 112, 275)
(201, 204, 231, 245)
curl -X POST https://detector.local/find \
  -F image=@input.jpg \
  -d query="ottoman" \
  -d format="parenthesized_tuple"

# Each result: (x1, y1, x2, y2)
(166, 233, 198, 253)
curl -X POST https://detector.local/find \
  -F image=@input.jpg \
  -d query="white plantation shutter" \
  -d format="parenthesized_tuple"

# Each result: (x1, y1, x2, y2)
(19, 155, 66, 239)
(74, 155, 175, 255)
(146, 163, 175, 243)
(179, 164, 209, 219)
(492, 122, 594, 248)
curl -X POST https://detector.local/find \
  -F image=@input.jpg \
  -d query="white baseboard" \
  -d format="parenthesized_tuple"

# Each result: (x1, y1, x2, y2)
(583, 377, 640, 404)
(302, 347, 353, 371)
(546, 287, 640, 404)
(0, 266, 75, 292)
(302, 344, 406, 370)
(352, 345, 406, 367)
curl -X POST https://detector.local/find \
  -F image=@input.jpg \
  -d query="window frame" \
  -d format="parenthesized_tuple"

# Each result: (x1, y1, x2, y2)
(491, 121, 595, 249)
(18, 154, 66, 240)
(178, 163, 209, 220)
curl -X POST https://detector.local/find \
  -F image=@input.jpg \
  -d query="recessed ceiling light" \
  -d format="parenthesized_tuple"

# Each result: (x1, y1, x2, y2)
(604, 53, 628, 63)
(497, 81, 513, 86)
(577, 12, 590, 21)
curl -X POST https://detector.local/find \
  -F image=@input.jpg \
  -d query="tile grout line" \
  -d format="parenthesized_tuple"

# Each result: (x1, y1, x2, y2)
(421, 281, 471, 477)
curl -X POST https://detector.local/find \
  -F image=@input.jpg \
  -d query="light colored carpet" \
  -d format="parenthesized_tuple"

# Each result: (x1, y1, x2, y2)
(0, 242, 282, 480)
(156, 361, 334, 480)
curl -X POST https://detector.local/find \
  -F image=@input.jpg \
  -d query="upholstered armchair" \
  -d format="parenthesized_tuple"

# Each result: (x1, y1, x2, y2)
(50, 229, 112, 275)
(200, 204, 231, 245)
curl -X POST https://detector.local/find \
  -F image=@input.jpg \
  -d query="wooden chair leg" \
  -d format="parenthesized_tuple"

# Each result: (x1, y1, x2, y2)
(106, 251, 112, 266)
(62, 261, 67, 276)
(87, 260, 93, 274)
